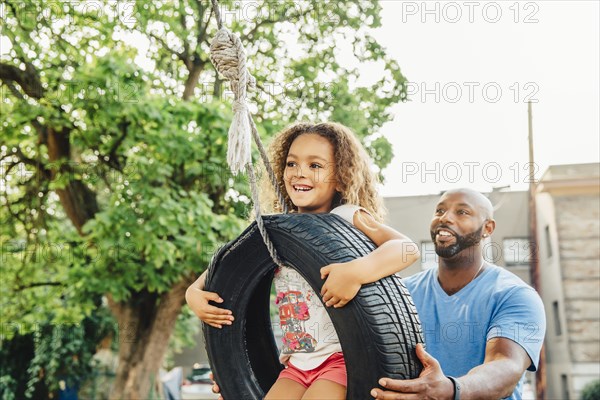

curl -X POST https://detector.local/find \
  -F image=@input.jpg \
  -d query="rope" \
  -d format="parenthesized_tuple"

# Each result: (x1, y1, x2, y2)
(209, 28, 254, 175)
(210, 0, 223, 30)
(247, 114, 288, 213)
(208, 0, 287, 266)
(247, 165, 286, 267)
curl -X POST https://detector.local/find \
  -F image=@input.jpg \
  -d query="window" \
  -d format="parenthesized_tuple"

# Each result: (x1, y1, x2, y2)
(553, 301, 562, 336)
(561, 374, 570, 400)
(421, 241, 437, 270)
(545, 225, 553, 258)
(502, 238, 532, 266)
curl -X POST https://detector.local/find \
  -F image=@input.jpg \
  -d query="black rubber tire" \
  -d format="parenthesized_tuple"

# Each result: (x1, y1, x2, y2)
(204, 213, 424, 399)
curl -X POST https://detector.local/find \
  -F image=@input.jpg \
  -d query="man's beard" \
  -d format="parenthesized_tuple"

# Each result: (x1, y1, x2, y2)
(431, 224, 484, 258)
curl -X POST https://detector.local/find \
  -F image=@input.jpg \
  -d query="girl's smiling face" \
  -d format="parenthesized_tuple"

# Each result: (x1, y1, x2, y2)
(284, 133, 339, 214)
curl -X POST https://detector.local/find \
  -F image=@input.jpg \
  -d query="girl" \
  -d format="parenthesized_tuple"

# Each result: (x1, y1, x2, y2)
(186, 122, 420, 399)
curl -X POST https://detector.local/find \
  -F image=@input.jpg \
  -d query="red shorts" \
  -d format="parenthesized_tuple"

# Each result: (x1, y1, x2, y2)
(278, 352, 347, 388)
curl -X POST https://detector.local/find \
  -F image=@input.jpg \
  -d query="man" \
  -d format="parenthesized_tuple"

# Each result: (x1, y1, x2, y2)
(371, 188, 546, 399)
(211, 189, 546, 399)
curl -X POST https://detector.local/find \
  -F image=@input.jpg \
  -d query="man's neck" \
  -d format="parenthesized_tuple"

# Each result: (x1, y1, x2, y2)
(437, 249, 485, 295)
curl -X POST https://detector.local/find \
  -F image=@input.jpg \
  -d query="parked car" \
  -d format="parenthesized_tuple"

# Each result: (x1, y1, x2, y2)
(181, 363, 219, 400)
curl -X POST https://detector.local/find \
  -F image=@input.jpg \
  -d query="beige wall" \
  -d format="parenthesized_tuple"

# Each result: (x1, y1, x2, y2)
(536, 192, 572, 399)
(555, 194, 600, 364)
(538, 189, 600, 399)
(384, 190, 531, 283)
(384, 194, 440, 278)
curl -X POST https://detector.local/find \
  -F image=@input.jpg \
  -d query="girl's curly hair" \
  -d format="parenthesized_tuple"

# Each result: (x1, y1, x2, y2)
(263, 122, 385, 221)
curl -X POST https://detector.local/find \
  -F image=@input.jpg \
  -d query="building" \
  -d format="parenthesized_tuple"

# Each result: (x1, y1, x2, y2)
(536, 163, 600, 399)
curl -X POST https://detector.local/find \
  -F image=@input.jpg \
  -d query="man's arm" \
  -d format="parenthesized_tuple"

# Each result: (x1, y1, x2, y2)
(454, 337, 531, 400)
(371, 339, 531, 400)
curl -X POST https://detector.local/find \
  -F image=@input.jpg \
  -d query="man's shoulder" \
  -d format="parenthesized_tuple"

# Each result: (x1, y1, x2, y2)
(487, 264, 535, 291)
(402, 268, 435, 291)
(484, 265, 544, 307)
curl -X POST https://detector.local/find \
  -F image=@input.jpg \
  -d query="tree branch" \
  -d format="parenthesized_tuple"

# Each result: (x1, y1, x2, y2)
(175, 1, 190, 63)
(37, 11, 80, 58)
(4, 81, 24, 100)
(105, 121, 129, 171)
(243, 7, 312, 42)
(149, 32, 186, 62)
(0, 62, 44, 99)
(2, 81, 49, 144)
(15, 281, 65, 291)
(195, 0, 211, 48)
(12, 148, 52, 180)
(6, 1, 33, 35)
(2, 181, 42, 228)
(244, 17, 278, 41)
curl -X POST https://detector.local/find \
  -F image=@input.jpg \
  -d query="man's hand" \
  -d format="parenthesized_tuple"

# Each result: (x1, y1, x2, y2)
(320, 261, 363, 308)
(370, 344, 455, 399)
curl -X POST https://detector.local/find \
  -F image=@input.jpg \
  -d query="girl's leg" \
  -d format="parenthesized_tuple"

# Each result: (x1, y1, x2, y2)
(264, 378, 307, 400)
(301, 379, 346, 400)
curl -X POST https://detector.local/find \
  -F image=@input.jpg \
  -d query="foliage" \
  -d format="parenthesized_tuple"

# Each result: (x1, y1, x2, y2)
(582, 379, 600, 400)
(1, 0, 407, 397)
(0, 306, 115, 399)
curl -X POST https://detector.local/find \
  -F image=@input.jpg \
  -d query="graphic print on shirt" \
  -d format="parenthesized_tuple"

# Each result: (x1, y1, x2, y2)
(275, 268, 318, 354)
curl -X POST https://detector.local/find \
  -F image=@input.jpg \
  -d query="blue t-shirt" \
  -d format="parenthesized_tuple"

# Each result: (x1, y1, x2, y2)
(404, 265, 546, 400)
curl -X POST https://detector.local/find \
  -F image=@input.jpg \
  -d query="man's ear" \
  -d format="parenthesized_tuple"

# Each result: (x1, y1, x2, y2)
(484, 218, 496, 237)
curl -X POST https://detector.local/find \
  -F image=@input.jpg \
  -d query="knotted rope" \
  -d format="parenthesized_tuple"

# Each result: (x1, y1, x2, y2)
(209, 28, 255, 175)
(209, 0, 287, 267)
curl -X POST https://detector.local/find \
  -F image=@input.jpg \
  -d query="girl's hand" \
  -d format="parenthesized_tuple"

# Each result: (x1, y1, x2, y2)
(185, 286, 234, 329)
(320, 261, 363, 308)
(209, 373, 224, 400)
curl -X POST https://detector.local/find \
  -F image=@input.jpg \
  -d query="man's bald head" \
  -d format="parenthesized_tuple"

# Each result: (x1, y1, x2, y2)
(431, 188, 496, 262)
(441, 188, 494, 220)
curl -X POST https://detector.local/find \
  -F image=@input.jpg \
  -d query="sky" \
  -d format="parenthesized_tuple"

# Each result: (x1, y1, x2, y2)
(360, 0, 600, 197)
(1, 1, 597, 198)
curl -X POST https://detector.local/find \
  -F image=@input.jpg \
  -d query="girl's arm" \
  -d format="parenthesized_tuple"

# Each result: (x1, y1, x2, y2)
(350, 210, 420, 282)
(185, 270, 235, 329)
(321, 210, 420, 308)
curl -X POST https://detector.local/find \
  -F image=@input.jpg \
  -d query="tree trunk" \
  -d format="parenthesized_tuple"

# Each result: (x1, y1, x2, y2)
(182, 62, 204, 101)
(108, 274, 195, 400)
(47, 127, 98, 233)
(213, 77, 222, 100)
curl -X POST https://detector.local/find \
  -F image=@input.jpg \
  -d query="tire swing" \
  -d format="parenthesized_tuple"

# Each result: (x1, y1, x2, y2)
(203, 1, 424, 398)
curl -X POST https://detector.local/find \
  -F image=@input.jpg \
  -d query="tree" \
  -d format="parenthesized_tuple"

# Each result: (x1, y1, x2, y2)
(0, 1, 407, 398)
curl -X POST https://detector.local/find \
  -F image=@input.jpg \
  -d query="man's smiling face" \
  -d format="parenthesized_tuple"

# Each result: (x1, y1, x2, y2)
(430, 190, 493, 259)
